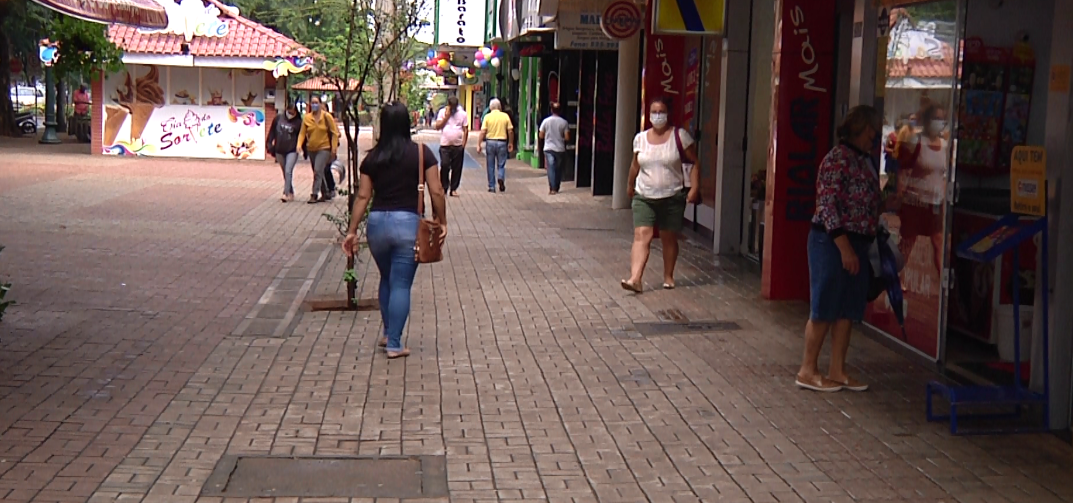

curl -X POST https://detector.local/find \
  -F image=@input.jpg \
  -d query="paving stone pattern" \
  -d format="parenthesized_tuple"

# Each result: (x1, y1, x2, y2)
(1, 134, 1072, 503)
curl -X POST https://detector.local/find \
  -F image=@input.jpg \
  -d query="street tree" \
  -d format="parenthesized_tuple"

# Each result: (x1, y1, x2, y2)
(312, 0, 429, 308)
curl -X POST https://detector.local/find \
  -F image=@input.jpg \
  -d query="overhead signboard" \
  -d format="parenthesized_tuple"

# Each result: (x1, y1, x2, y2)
(556, 0, 619, 50)
(437, 0, 489, 47)
(652, 0, 724, 35)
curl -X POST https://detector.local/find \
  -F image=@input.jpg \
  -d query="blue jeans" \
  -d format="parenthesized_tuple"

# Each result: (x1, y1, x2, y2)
(276, 152, 297, 195)
(544, 150, 563, 191)
(366, 210, 420, 352)
(485, 139, 508, 189)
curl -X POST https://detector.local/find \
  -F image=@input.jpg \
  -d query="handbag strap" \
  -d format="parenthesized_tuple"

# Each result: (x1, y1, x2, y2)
(417, 142, 426, 216)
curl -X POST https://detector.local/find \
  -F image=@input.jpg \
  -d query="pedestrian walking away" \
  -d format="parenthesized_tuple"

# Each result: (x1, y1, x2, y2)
(477, 98, 514, 193)
(621, 97, 700, 294)
(296, 96, 339, 204)
(797, 105, 887, 393)
(266, 103, 303, 202)
(342, 102, 448, 359)
(435, 96, 469, 197)
(538, 102, 570, 195)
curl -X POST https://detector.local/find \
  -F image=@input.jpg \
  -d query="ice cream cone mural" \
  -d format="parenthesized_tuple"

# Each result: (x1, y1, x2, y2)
(101, 64, 268, 160)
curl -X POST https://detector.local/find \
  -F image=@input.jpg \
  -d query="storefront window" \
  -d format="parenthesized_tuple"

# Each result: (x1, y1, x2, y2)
(867, 0, 960, 359)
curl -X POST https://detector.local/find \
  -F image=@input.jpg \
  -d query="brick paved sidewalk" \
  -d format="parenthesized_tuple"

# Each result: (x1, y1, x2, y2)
(3, 133, 1072, 503)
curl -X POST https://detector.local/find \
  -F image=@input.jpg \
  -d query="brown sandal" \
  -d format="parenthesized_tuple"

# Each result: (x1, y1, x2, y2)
(795, 374, 843, 393)
(620, 279, 643, 293)
(379, 337, 388, 348)
(386, 348, 410, 359)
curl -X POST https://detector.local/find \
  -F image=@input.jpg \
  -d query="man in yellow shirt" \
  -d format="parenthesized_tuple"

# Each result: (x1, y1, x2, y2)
(296, 96, 340, 203)
(477, 99, 514, 193)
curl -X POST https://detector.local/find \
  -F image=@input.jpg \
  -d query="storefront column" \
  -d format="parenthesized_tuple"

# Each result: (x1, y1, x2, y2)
(712, 0, 751, 254)
(611, 33, 641, 210)
(1039, 0, 1073, 431)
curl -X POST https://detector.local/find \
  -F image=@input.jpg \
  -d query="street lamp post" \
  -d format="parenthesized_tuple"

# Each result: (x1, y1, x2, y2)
(39, 41, 61, 145)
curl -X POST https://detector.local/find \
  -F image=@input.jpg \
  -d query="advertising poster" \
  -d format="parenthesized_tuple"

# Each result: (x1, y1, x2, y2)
(102, 65, 265, 160)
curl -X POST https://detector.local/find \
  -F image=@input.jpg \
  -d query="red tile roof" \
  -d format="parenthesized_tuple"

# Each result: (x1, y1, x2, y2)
(887, 43, 956, 78)
(292, 76, 375, 92)
(108, 0, 308, 59)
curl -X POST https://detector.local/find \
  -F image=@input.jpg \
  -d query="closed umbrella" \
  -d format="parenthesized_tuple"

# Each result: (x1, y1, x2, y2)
(869, 226, 908, 341)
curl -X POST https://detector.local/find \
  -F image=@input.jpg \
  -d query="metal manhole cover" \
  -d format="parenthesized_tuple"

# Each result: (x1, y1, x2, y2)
(632, 321, 742, 336)
(201, 455, 447, 498)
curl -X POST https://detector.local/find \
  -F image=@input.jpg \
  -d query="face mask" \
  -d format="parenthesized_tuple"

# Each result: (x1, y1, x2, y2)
(286, 112, 296, 119)
(650, 112, 668, 128)
(929, 120, 945, 134)
(310, 103, 321, 112)
(910, 120, 918, 128)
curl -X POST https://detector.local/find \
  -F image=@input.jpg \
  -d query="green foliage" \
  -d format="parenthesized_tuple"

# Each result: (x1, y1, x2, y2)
(48, 15, 124, 81)
(342, 268, 357, 283)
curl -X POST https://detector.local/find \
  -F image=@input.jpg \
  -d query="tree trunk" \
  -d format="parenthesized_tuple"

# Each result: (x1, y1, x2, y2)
(55, 80, 67, 132)
(0, 29, 18, 137)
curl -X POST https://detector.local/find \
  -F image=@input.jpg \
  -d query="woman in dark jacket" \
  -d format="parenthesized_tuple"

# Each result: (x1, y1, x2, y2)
(267, 104, 303, 202)
(796, 105, 884, 393)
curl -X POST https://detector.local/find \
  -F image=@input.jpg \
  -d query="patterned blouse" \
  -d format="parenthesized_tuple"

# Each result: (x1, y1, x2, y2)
(812, 142, 881, 238)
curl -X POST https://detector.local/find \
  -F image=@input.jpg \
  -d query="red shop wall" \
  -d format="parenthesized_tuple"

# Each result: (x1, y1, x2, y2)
(762, 0, 837, 301)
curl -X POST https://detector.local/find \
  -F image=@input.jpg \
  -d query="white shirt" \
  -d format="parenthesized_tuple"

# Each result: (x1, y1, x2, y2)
(904, 134, 947, 206)
(633, 128, 694, 199)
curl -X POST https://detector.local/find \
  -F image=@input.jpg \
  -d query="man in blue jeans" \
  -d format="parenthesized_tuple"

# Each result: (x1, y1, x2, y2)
(538, 102, 570, 195)
(477, 98, 514, 193)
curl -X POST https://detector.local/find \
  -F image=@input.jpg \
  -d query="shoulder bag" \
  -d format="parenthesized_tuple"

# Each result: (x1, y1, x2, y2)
(415, 144, 444, 263)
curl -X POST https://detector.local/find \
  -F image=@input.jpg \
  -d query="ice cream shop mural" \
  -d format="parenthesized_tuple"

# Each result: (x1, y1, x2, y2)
(91, 0, 313, 160)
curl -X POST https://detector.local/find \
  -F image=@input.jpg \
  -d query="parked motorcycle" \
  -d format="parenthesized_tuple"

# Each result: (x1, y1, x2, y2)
(15, 112, 37, 135)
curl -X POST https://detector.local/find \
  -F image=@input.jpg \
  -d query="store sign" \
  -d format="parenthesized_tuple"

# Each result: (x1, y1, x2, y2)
(1010, 146, 1047, 216)
(436, 0, 488, 47)
(556, 0, 619, 51)
(141, 0, 231, 41)
(762, 0, 837, 301)
(101, 104, 265, 160)
(601, 0, 643, 39)
(652, 0, 725, 35)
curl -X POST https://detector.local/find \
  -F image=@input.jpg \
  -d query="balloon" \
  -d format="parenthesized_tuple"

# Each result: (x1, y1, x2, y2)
(438, 59, 449, 69)
(474, 51, 485, 60)
(427, 49, 435, 59)
(482, 48, 493, 59)
(490, 57, 501, 68)
(473, 60, 481, 68)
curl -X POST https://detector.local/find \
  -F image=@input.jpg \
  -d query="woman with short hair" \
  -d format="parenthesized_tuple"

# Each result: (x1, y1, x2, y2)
(796, 105, 883, 393)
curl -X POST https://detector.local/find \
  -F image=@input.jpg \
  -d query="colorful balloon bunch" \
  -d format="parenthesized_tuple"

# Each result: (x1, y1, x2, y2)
(426, 50, 452, 75)
(425, 50, 479, 79)
(473, 46, 503, 69)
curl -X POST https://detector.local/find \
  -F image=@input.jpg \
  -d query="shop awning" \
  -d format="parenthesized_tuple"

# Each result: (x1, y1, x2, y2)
(32, 0, 169, 29)
(886, 77, 955, 89)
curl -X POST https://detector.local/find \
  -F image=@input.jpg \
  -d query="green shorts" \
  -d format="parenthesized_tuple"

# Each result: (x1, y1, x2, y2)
(632, 189, 687, 232)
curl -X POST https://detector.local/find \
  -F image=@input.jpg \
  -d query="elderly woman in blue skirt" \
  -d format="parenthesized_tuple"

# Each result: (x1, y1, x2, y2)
(796, 105, 884, 393)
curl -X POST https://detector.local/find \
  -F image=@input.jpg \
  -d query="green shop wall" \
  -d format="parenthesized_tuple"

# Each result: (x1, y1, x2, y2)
(517, 56, 540, 167)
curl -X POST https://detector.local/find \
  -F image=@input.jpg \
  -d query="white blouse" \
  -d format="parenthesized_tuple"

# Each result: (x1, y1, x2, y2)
(633, 128, 694, 200)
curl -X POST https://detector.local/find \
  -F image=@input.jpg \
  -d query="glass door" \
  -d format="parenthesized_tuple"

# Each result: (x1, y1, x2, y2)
(865, 0, 965, 361)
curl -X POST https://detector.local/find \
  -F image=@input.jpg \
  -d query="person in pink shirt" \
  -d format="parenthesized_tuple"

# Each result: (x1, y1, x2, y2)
(434, 96, 469, 197)
(73, 85, 90, 116)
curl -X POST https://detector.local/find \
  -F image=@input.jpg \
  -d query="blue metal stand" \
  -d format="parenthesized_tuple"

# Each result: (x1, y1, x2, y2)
(927, 214, 1050, 435)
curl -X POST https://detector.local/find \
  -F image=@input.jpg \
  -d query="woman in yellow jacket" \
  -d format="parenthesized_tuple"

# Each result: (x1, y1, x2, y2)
(296, 96, 340, 203)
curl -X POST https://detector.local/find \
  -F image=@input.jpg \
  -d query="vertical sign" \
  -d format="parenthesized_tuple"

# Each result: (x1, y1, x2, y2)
(437, 0, 489, 46)
(1010, 146, 1047, 216)
(761, 0, 837, 300)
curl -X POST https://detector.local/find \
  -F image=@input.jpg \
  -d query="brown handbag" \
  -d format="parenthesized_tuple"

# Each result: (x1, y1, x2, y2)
(415, 143, 444, 263)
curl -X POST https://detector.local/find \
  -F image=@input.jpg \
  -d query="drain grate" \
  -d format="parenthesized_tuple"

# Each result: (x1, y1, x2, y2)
(632, 321, 742, 336)
(201, 455, 447, 498)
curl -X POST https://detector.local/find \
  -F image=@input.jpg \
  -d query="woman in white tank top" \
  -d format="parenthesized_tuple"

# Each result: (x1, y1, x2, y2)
(896, 104, 948, 276)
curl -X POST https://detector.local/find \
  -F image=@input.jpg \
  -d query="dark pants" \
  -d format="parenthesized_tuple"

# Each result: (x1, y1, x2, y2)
(439, 145, 465, 192)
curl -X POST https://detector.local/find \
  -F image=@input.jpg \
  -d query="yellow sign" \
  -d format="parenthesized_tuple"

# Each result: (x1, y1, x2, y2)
(1010, 146, 1046, 216)
(652, 0, 725, 35)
